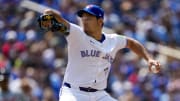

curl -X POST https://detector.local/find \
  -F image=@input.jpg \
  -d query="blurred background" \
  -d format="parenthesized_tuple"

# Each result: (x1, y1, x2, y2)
(0, 0, 180, 101)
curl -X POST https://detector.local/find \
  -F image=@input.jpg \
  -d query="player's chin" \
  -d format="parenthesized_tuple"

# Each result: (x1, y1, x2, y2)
(82, 24, 88, 29)
(83, 27, 87, 30)
(84, 29, 90, 34)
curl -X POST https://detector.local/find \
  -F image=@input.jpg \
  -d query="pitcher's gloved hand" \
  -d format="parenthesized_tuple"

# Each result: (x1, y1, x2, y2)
(38, 14, 68, 33)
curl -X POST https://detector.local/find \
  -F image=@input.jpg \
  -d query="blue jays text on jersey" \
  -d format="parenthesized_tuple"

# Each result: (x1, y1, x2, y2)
(80, 49, 114, 63)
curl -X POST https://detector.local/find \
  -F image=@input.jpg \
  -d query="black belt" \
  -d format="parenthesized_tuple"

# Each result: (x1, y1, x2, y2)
(64, 82, 98, 92)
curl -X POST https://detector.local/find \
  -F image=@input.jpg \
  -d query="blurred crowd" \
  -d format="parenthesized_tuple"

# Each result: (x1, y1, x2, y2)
(0, 0, 180, 101)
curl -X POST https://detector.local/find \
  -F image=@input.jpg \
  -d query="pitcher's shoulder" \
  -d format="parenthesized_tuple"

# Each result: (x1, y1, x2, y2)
(104, 33, 126, 39)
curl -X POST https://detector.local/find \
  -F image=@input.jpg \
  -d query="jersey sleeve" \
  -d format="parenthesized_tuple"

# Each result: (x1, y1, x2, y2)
(115, 34, 127, 49)
(66, 23, 84, 42)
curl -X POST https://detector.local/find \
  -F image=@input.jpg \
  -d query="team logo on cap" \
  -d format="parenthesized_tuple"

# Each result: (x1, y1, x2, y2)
(86, 5, 94, 9)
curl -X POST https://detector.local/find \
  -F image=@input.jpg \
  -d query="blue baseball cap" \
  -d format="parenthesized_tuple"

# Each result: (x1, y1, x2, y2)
(77, 5, 104, 19)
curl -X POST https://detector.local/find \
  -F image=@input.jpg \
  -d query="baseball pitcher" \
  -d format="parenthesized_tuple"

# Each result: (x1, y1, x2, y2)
(38, 4, 161, 101)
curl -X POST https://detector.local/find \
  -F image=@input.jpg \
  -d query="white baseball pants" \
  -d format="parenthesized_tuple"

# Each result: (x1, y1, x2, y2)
(59, 86, 117, 101)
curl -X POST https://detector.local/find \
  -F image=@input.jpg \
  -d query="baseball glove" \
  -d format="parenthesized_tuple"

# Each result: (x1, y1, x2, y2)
(38, 14, 68, 33)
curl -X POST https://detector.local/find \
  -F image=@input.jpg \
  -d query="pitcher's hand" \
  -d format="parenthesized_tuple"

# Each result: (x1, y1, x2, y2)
(148, 59, 161, 73)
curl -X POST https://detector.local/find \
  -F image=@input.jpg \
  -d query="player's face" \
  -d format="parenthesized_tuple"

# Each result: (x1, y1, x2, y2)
(81, 13, 102, 34)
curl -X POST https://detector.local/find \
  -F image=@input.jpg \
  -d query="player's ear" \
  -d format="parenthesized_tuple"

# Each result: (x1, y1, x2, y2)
(97, 18, 103, 27)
